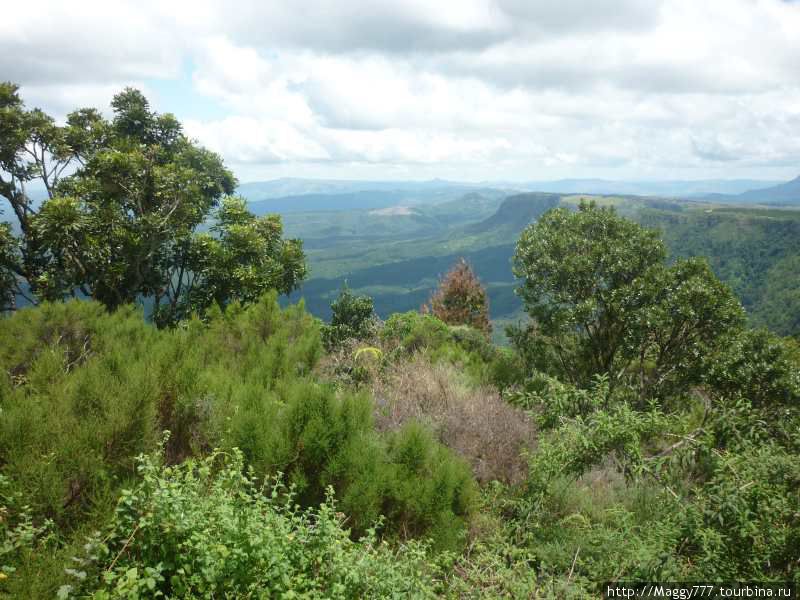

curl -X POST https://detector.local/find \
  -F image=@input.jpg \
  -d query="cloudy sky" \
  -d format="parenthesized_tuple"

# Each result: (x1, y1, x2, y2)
(4, 0, 800, 183)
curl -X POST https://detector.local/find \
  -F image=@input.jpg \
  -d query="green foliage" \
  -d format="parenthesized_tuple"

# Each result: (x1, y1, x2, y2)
(512, 201, 745, 398)
(506, 372, 608, 429)
(510, 476, 686, 592)
(639, 206, 800, 336)
(627, 257, 746, 399)
(676, 441, 800, 579)
(320, 285, 377, 351)
(0, 223, 18, 310)
(0, 83, 305, 324)
(383, 423, 476, 549)
(507, 358, 800, 588)
(61, 449, 438, 599)
(221, 376, 475, 550)
(433, 484, 540, 598)
(0, 301, 160, 528)
(23, 87, 235, 308)
(382, 311, 452, 353)
(527, 402, 668, 493)
(154, 196, 306, 326)
(707, 328, 800, 407)
(513, 200, 666, 383)
(0, 475, 55, 587)
(0, 294, 475, 591)
(380, 311, 505, 386)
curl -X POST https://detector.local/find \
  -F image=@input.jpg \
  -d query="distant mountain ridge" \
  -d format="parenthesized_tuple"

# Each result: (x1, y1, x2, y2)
(517, 178, 783, 197)
(237, 177, 784, 203)
(237, 178, 485, 201)
(242, 187, 510, 214)
(729, 175, 800, 204)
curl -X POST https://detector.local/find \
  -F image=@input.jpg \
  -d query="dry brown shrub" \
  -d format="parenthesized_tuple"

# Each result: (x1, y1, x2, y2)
(372, 354, 536, 485)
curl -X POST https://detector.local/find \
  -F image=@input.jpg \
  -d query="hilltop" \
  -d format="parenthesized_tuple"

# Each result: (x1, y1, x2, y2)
(733, 174, 800, 204)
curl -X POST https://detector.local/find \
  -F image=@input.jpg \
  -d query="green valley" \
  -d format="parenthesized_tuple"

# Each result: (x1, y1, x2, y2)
(260, 187, 800, 339)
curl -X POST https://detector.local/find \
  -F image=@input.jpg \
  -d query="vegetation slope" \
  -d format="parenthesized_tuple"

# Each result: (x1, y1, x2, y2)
(1, 85, 799, 599)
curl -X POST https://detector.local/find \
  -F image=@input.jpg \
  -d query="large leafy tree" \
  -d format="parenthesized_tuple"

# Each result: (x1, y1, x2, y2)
(512, 201, 744, 398)
(0, 82, 306, 322)
(153, 196, 306, 326)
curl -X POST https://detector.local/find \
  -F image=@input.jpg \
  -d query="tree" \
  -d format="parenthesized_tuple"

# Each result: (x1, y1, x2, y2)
(152, 197, 306, 326)
(707, 328, 800, 408)
(0, 83, 306, 323)
(423, 258, 491, 336)
(0, 223, 18, 310)
(512, 201, 744, 397)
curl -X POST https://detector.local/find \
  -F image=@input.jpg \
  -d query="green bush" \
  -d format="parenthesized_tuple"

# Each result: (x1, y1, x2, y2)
(321, 286, 377, 351)
(677, 442, 800, 579)
(0, 301, 161, 528)
(486, 346, 527, 393)
(506, 372, 608, 429)
(0, 293, 476, 592)
(384, 423, 476, 550)
(220, 378, 475, 548)
(382, 311, 452, 353)
(61, 448, 438, 599)
(511, 381, 800, 587)
(381, 311, 509, 387)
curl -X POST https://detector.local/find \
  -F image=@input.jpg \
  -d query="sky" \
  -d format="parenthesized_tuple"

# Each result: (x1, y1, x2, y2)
(3, 0, 800, 183)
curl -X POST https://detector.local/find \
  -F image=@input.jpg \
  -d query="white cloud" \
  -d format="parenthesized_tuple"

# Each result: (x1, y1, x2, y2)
(4, 0, 800, 180)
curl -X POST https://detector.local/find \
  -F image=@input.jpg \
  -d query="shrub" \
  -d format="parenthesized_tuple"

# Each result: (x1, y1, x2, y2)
(0, 301, 161, 528)
(506, 372, 609, 430)
(373, 356, 536, 485)
(321, 286, 377, 351)
(676, 442, 800, 579)
(423, 259, 491, 336)
(382, 311, 452, 353)
(61, 449, 438, 599)
(220, 375, 476, 548)
(0, 293, 476, 572)
(380, 311, 504, 386)
(0, 475, 56, 586)
(527, 403, 668, 493)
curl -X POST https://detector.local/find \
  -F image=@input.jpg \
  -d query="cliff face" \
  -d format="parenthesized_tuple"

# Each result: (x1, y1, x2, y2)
(466, 192, 561, 234)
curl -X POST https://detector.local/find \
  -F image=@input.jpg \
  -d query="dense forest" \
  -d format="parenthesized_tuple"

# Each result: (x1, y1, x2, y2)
(1, 86, 799, 598)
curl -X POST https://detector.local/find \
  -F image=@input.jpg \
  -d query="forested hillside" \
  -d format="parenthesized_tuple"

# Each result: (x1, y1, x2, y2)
(639, 206, 800, 335)
(2, 85, 799, 598)
(278, 190, 800, 339)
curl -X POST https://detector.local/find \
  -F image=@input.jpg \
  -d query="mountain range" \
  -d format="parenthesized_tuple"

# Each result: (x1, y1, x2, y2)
(701, 175, 800, 204)
(238, 175, 800, 206)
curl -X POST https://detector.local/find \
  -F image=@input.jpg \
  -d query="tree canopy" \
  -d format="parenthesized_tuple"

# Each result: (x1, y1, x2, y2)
(0, 82, 305, 323)
(512, 200, 744, 397)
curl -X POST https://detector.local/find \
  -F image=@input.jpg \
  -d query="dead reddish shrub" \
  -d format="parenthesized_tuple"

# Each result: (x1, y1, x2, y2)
(423, 258, 491, 336)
